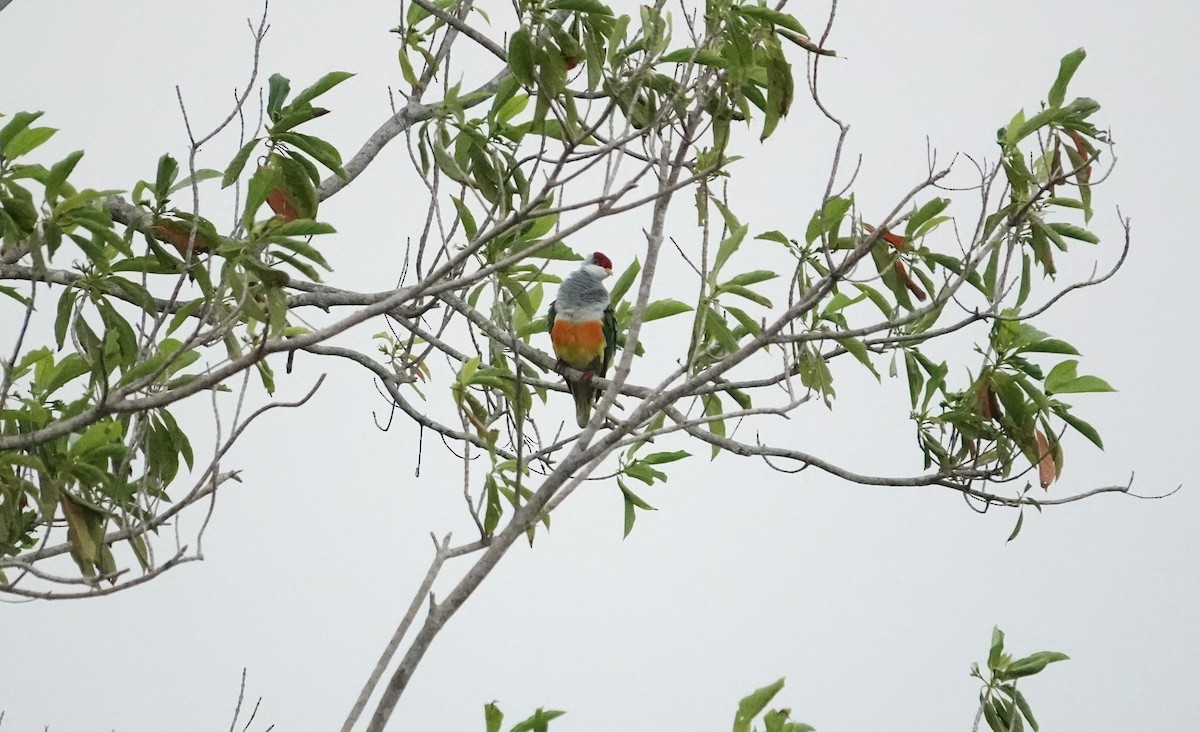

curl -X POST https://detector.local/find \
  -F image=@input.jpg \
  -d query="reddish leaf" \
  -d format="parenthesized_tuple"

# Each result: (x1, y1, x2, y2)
(863, 223, 906, 250)
(256, 162, 304, 222)
(976, 378, 999, 420)
(267, 187, 301, 222)
(1065, 129, 1093, 181)
(152, 218, 213, 257)
(1035, 429, 1055, 490)
(893, 260, 927, 301)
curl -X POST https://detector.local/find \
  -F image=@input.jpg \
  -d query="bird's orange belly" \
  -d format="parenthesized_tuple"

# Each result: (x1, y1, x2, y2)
(551, 319, 605, 367)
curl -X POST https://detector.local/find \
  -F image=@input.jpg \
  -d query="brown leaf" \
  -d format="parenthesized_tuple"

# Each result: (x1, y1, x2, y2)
(863, 223, 906, 251)
(152, 218, 212, 257)
(893, 260, 927, 301)
(267, 187, 301, 222)
(1036, 429, 1056, 490)
(975, 378, 998, 420)
(60, 494, 99, 576)
(1066, 129, 1093, 182)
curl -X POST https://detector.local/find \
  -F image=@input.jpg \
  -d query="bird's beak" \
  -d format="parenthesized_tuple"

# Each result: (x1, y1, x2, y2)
(605, 267, 613, 277)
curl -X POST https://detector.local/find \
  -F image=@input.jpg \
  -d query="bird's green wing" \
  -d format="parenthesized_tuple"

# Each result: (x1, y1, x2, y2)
(599, 304, 618, 377)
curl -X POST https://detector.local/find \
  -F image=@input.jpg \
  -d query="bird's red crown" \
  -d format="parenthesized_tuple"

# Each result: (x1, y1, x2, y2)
(591, 252, 613, 270)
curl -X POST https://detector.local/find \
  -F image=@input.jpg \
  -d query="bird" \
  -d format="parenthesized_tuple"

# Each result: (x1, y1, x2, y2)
(546, 251, 618, 428)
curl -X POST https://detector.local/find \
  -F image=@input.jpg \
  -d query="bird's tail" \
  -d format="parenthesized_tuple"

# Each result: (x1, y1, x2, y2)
(570, 381, 597, 428)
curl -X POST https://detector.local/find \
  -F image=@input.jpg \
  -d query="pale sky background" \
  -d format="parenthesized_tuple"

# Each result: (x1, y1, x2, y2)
(2, 1, 1199, 731)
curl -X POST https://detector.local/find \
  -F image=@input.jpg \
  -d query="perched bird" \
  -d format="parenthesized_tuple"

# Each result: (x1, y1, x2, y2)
(547, 252, 618, 428)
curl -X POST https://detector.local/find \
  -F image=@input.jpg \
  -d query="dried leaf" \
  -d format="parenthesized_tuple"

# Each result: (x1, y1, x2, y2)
(1036, 429, 1055, 489)
(894, 261, 927, 301)
(267, 187, 301, 222)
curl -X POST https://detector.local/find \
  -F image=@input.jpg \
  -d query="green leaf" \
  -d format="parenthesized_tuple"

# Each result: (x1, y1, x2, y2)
(640, 450, 690, 465)
(1046, 196, 1084, 210)
(703, 392, 725, 459)
(733, 678, 786, 732)
(43, 353, 90, 396)
(4, 126, 57, 159)
(153, 154, 179, 201)
(1016, 252, 1033, 308)
(725, 306, 761, 336)
(72, 420, 122, 458)
(1047, 222, 1099, 244)
(0, 284, 30, 306)
(904, 351, 923, 408)
(269, 105, 331, 135)
(44, 150, 84, 203)
(522, 209, 559, 242)
(485, 702, 503, 732)
(734, 5, 808, 35)
(619, 480, 655, 537)
(724, 269, 778, 287)
(761, 49, 792, 141)
(530, 241, 581, 260)
(661, 47, 729, 67)
(712, 223, 750, 276)
(483, 476, 502, 536)
(642, 298, 693, 322)
(430, 137, 470, 184)
(243, 164, 282, 228)
(984, 699, 1008, 732)
(274, 131, 347, 179)
(1005, 510, 1025, 544)
(271, 236, 332, 272)
(799, 349, 835, 400)
(1045, 360, 1114, 395)
(905, 197, 950, 239)
(0, 111, 43, 152)
(266, 73, 291, 119)
(54, 287, 76, 350)
(398, 46, 419, 90)
(610, 257, 640, 303)
(1054, 407, 1103, 449)
(168, 168, 222, 195)
(756, 230, 790, 246)
(270, 219, 336, 237)
(720, 284, 772, 308)
(1012, 688, 1040, 732)
(290, 71, 355, 108)
(805, 196, 852, 245)
(457, 356, 481, 389)
(987, 626, 1006, 671)
(450, 196, 478, 240)
(508, 708, 566, 732)
(1049, 48, 1086, 108)
(705, 312, 740, 353)
(494, 93, 529, 125)
(547, 0, 613, 14)
(837, 337, 880, 380)
(164, 299, 204, 337)
(1018, 338, 1079, 355)
(508, 28, 537, 86)
(1052, 374, 1114, 395)
(286, 146, 323, 185)
(223, 138, 262, 187)
(1004, 651, 1070, 679)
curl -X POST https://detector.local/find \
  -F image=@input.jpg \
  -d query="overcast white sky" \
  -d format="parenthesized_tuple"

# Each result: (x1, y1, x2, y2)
(3, 1, 1199, 731)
